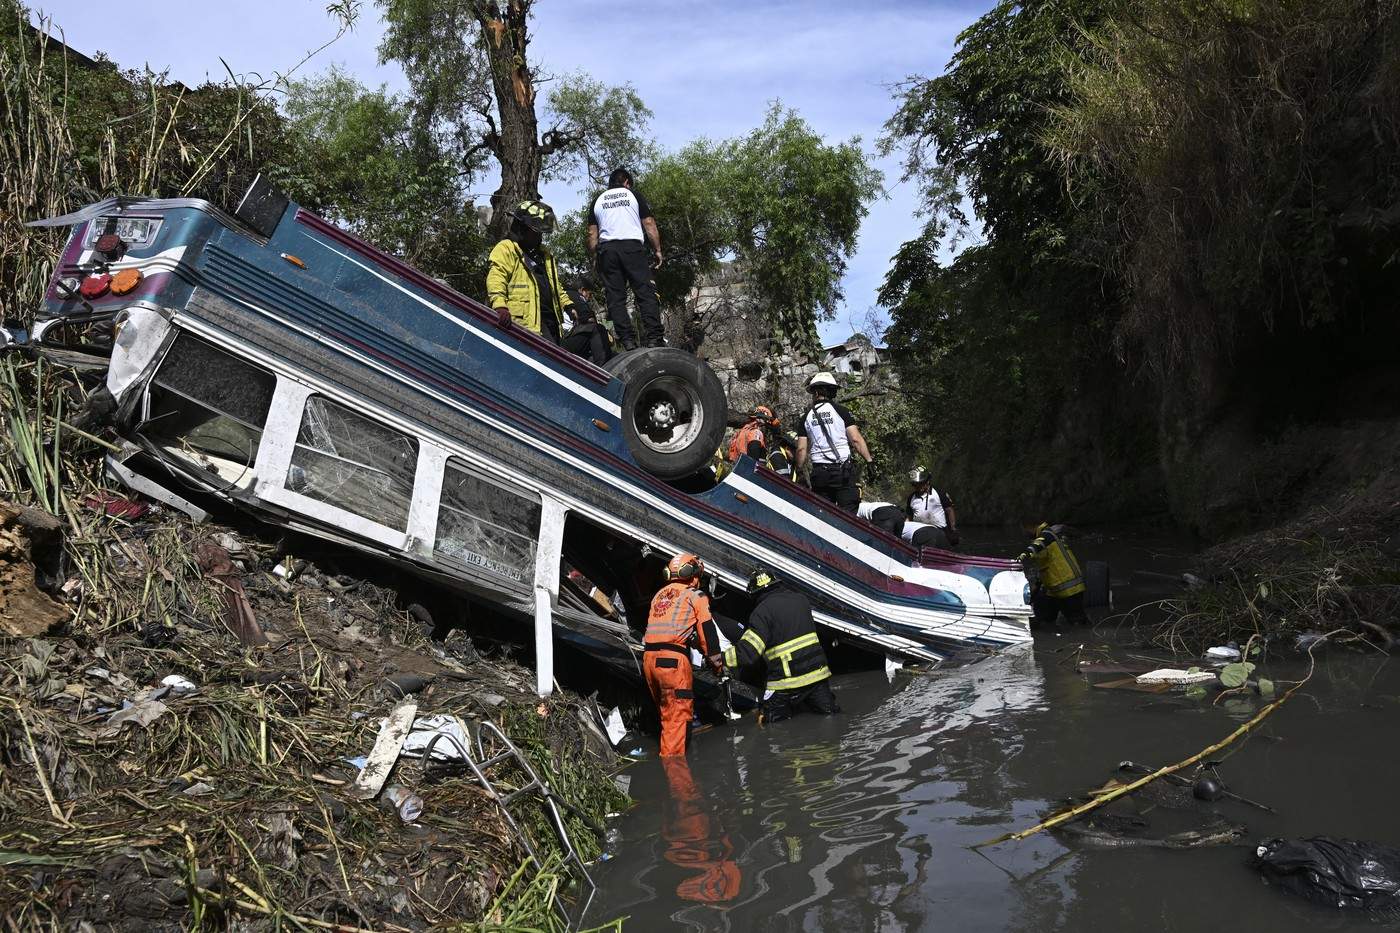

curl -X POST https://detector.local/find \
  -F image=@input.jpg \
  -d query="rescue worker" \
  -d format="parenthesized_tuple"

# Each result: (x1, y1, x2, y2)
(560, 276, 613, 365)
(906, 467, 959, 547)
(767, 429, 799, 480)
(713, 568, 839, 723)
(857, 500, 905, 535)
(587, 167, 664, 351)
(1019, 522, 1089, 626)
(485, 199, 577, 344)
(794, 372, 873, 512)
(900, 518, 950, 550)
(645, 553, 721, 756)
(727, 406, 776, 464)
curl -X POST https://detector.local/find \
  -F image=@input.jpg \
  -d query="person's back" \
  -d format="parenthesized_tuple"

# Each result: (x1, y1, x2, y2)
(719, 571, 838, 723)
(857, 500, 904, 535)
(588, 167, 664, 350)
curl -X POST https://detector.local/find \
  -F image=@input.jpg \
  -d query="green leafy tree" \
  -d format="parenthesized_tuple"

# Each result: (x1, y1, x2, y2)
(874, 0, 1142, 522)
(376, 0, 652, 239)
(277, 66, 487, 294)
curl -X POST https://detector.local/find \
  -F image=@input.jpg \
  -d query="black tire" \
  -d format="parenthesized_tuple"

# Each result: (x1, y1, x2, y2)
(614, 348, 726, 479)
(603, 348, 648, 378)
(1083, 560, 1112, 609)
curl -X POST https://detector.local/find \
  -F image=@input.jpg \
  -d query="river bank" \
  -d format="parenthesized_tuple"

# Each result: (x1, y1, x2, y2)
(0, 364, 627, 929)
(1139, 468, 1400, 655)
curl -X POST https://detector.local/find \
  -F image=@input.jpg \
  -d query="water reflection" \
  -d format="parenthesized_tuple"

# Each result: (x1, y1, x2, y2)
(593, 647, 1057, 930)
(661, 756, 742, 906)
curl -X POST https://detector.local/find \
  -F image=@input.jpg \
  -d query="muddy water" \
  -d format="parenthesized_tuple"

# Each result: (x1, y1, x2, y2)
(587, 532, 1400, 931)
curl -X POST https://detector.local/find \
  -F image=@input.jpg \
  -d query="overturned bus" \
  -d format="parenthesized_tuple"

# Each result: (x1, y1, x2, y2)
(5, 177, 1032, 693)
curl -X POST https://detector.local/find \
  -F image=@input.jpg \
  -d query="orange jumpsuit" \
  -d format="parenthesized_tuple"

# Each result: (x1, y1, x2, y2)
(644, 581, 714, 757)
(727, 419, 767, 463)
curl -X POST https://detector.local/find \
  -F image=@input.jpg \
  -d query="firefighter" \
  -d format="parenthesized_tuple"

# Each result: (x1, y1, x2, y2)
(714, 568, 839, 723)
(645, 552, 721, 756)
(727, 405, 775, 464)
(795, 372, 873, 512)
(485, 199, 577, 344)
(1019, 522, 1089, 626)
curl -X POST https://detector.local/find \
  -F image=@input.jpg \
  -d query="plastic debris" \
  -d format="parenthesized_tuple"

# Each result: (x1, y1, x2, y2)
(1205, 645, 1242, 661)
(383, 785, 424, 822)
(348, 697, 418, 801)
(885, 656, 902, 683)
(604, 707, 627, 746)
(1135, 668, 1218, 686)
(1256, 837, 1400, 911)
(100, 698, 170, 736)
(400, 713, 472, 761)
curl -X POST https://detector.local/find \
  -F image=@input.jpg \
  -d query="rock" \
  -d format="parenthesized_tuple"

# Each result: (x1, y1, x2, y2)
(0, 500, 69, 636)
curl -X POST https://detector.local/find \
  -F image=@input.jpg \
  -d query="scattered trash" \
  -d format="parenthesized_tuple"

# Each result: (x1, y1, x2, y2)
(384, 672, 434, 698)
(603, 707, 626, 746)
(80, 492, 151, 520)
(181, 782, 216, 797)
(612, 773, 632, 796)
(1205, 645, 1241, 661)
(1192, 775, 1225, 801)
(400, 713, 472, 761)
(1255, 837, 1400, 911)
(1135, 668, 1218, 686)
(100, 698, 170, 736)
(158, 674, 198, 696)
(194, 541, 269, 647)
(1091, 676, 1171, 694)
(625, 747, 647, 760)
(348, 697, 418, 801)
(885, 656, 902, 683)
(383, 785, 425, 823)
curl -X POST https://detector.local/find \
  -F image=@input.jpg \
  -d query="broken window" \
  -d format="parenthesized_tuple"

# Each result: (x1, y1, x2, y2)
(435, 461, 539, 585)
(144, 332, 275, 482)
(286, 396, 417, 530)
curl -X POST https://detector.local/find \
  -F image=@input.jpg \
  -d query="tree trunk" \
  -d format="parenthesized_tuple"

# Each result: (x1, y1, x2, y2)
(476, 0, 542, 241)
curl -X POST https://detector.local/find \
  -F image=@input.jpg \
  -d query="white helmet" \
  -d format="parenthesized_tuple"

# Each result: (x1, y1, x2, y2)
(807, 371, 838, 391)
(908, 466, 929, 484)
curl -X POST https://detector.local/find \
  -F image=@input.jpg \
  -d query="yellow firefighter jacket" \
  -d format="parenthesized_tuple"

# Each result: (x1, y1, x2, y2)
(1021, 524, 1086, 598)
(485, 238, 570, 336)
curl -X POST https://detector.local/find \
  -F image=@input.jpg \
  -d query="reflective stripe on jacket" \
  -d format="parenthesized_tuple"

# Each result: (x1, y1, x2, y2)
(727, 421, 767, 463)
(646, 582, 713, 651)
(485, 238, 570, 336)
(1021, 526, 1085, 597)
(723, 587, 830, 691)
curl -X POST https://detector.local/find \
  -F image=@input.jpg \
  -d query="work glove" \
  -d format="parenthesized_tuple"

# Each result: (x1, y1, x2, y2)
(946, 528, 961, 548)
(706, 653, 725, 675)
(493, 306, 511, 329)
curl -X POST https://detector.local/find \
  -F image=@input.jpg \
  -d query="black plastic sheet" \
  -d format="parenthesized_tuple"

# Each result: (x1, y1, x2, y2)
(1255, 837, 1400, 911)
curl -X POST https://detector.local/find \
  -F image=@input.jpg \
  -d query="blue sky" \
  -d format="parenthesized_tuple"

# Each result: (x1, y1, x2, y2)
(29, 0, 987, 343)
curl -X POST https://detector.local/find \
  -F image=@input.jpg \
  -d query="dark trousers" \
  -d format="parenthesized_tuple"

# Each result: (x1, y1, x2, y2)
(761, 679, 839, 724)
(1031, 589, 1088, 626)
(562, 323, 612, 366)
(598, 241, 664, 345)
(868, 504, 904, 535)
(909, 525, 950, 549)
(810, 462, 858, 512)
